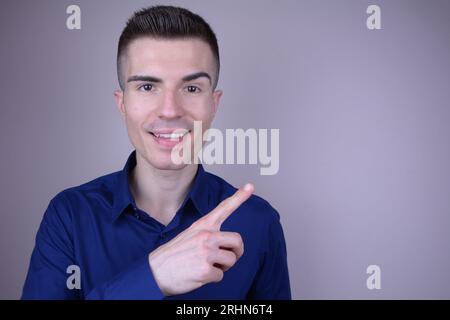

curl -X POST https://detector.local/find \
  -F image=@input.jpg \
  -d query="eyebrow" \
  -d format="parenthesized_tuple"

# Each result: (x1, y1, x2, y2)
(127, 72, 212, 85)
(182, 72, 211, 84)
(127, 75, 162, 83)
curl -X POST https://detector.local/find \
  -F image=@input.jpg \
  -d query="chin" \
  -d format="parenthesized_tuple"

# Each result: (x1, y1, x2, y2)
(144, 151, 189, 171)
(152, 161, 188, 171)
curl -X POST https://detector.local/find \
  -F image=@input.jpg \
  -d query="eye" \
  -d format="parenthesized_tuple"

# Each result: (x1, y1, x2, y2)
(186, 85, 201, 93)
(139, 84, 153, 92)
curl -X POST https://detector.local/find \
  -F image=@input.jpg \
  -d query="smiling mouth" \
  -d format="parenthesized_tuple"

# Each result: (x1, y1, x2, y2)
(148, 130, 191, 141)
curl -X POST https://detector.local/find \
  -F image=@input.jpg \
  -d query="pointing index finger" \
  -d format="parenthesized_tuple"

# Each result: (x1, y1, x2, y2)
(204, 183, 254, 228)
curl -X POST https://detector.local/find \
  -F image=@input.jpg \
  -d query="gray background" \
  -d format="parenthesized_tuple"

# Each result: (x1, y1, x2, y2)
(1, 0, 449, 299)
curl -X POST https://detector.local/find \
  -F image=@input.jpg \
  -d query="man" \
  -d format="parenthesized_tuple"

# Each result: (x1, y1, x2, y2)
(22, 5, 291, 300)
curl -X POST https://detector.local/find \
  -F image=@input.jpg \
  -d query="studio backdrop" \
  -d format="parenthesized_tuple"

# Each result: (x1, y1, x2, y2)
(1, 0, 450, 299)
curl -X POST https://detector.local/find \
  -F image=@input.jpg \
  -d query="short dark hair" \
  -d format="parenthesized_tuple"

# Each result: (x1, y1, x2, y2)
(117, 5, 220, 91)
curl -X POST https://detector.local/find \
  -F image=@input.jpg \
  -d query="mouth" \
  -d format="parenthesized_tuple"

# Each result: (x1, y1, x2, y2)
(147, 129, 191, 148)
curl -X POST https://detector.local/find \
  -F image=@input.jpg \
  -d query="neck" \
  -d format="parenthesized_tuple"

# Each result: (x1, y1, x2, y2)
(129, 152, 198, 226)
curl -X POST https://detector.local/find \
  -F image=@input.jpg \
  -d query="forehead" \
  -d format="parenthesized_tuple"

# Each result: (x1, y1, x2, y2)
(124, 37, 215, 78)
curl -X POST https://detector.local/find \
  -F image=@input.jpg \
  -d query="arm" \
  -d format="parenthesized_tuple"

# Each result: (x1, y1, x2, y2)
(85, 255, 164, 300)
(21, 195, 165, 300)
(23, 184, 254, 299)
(22, 198, 80, 299)
(247, 210, 292, 300)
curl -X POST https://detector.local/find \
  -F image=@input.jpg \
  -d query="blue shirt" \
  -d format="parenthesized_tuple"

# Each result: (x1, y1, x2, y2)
(22, 150, 291, 300)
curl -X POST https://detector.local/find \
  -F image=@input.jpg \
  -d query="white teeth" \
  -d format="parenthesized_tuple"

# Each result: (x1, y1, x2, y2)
(154, 132, 187, 139)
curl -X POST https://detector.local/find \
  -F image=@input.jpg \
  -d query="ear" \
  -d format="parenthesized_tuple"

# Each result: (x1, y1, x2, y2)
(114, 89, 126, 120)
(211, 89, 223, 119)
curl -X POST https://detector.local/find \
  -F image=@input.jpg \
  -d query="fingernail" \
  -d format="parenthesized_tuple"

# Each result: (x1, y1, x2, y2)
(243, 183, 254, 192)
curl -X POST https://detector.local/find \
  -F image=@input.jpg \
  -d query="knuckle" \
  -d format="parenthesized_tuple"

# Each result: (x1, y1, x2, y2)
(196, 230, 212, 242)
(214, 270, 224, 282)
(219, 199, 233, 212)
(224, 199, 235, 211)
(232, 232, 243, 243)
(197, 263, 210, 279)
(230, 249, 238, 260)
(199, 244, 212, 260)
(227, 252, 237, 265)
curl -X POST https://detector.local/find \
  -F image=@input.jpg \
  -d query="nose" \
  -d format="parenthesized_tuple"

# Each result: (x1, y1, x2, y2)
(158, 89, 184, 119)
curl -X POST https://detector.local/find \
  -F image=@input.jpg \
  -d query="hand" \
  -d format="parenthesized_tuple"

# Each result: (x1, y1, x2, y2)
(148, 183, 255, 296)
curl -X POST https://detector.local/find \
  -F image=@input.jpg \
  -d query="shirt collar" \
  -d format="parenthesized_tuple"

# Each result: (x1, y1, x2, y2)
(111, 150, 211, 222)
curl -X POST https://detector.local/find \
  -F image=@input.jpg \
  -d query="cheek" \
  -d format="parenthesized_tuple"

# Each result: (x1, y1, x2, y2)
(123, 99, 149, 136)
(124, 94, 154, 120)
(184, 96, 215, 121)
(125, 114, 139, 132)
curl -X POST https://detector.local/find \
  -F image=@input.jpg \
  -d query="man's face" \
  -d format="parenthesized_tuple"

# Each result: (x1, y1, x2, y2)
(114, 37, 222, 170)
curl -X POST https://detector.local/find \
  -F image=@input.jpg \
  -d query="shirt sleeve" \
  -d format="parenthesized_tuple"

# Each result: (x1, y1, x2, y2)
(21, 196, 165, 300)
(247, 209, 292, 300)
(85, 255, 165, 300)
(22, 198, 80, 299)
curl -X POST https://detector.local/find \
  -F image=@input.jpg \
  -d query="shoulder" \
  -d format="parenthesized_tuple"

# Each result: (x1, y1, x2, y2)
(46, 170, 122, 219)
